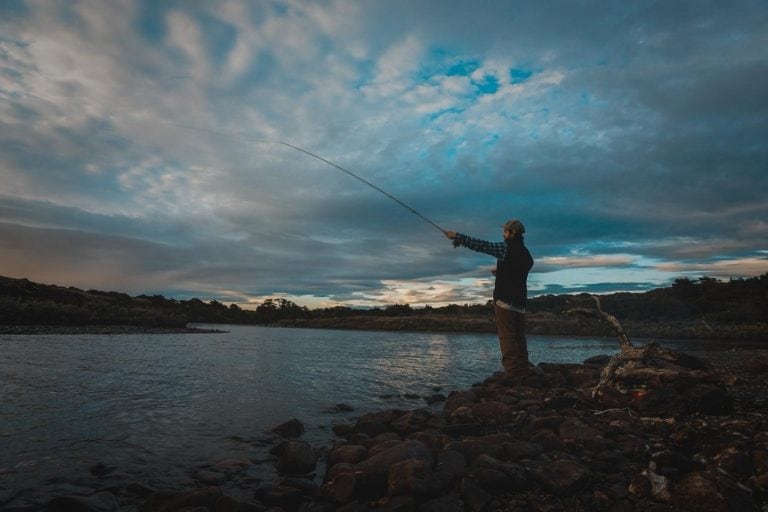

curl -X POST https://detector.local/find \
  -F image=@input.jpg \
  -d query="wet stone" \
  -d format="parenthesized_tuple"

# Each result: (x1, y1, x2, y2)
(387, 457, 442, 497)
(530, 459, 591, 495)
(46, 492, 120, 512)
(459, 477, 492, 512)
(418, 494, 464, 512)
(327, 445, 368, 466)
(670, 471, 728, 512)
(271, 441, 317, 476)
(271, 419, 305, 439)
(194, 470, 227, 486)
(139, 487, 222, 512)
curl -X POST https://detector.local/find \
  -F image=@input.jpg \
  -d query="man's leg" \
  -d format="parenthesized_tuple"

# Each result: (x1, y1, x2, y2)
(494, 304, 529, 376)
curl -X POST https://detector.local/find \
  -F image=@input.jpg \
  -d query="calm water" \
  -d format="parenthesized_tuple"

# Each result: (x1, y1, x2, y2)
(0, 325, 758, 494)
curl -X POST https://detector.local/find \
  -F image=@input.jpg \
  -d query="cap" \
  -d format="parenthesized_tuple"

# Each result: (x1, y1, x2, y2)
(500, 219, 525, 233)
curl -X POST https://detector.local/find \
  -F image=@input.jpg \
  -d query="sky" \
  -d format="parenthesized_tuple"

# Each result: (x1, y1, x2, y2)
(1, 0, 767, 309)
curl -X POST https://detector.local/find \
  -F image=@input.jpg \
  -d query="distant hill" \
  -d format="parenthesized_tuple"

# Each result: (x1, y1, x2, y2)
(1, 274, 767, 339)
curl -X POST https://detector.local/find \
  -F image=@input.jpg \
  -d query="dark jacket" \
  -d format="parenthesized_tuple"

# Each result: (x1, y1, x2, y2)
(493, 237, 534, 310)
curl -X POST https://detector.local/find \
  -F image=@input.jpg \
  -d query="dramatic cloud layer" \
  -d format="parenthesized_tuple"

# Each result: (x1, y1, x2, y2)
(1, 0, 766, 307)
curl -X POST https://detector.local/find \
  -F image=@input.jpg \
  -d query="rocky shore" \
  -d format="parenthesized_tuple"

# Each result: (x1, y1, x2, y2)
(4, 350, 768, 512)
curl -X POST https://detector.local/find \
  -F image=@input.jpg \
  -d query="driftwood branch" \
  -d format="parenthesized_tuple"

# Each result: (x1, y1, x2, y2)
(568, 295, 711, 398)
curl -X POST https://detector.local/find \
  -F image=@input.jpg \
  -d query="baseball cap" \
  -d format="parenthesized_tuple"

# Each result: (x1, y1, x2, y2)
(500, 219, 525, 233)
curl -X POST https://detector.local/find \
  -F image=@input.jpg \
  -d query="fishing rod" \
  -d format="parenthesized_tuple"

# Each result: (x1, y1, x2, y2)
(275, 141, 446, 234)
(172, 123, 447, 235)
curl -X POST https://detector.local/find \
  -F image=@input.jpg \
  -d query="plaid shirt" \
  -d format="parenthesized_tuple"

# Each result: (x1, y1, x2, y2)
(454, 233, 507, 260)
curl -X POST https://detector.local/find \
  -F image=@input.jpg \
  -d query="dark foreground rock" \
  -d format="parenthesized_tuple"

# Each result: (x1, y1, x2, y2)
(7, 351, 768, 512)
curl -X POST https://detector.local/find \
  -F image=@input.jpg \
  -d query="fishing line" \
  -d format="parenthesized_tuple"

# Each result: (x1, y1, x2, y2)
(171, 122, 447, 235)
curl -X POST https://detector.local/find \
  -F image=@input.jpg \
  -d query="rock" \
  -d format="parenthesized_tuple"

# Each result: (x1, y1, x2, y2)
(628, 469, 670, 501)
(322, 471, 358, 503)
(271, 441, 317, 476)
(324, 462, 355, 484)
(459, 477, 492, 512)
(469, 454, 528, 492)
(297, 502, 335, 512)
(502, 440, 544, 461)
(424, 394, 446, 405)
(447, 433, 512, 463)
(684, 384, 734, 416)
(584, 355, 612, 366)
(140, 487, 222, 512)
(440, 422, 482, 437)
(89, 463, 117, 478)
(332, 422, 355, 437)
(593, 385, 630, 408)
(390, 409, 432, 435)
(335, 501, 368, 512)
(355, 440, 433, 477)
(529, 414, 565, 432)
(352, 440, 433, 498)
(449, 406, 474, 424)
(407, 431, 449, 452)
(529, 459, 591, 495)
(254, 483, 305, 509)
(713, 447, 754, 478)
(271, 419, 305, 438)
(215, 458, 253, 473)
(215, 495, 267, 512)
(558, 417, 603, 441)
(280, 477, 319, 494)
(632, 387, 688, 417)
(471, 401, 511, 423)
(368, 439, 402, 458)
(378, 494, 416, 511)
(370, 432, 402, 446)
(529, 429, 565, 452)
(560, 364, 599, 387)
(348, 433, 372, 445)
(435, 450, 466, 488)
(327, 445, 368, 466)
(334, 404, 355, 412)
(418, 494, 464, 512)
(387, 458, 442, 497)
(753, 449, 768, 476)
(743, 358, 768, 374)
(352, 410, 403, 437)
(443, 391, 477, 413)
(670, 471, 728, 512)
(545, 394, 578, 409)
(194, 470, 227, 486)
(46, 492, 120, 512)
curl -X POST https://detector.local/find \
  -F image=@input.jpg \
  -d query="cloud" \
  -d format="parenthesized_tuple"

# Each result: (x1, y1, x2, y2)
(655, 257, 768, 279)
(1, 0, 766, 307)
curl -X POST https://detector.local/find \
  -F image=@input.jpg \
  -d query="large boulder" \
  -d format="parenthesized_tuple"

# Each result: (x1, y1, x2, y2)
(387, 457, 442, 497)
(529, 459, 591, 495)
(270, 418, 305, 438)
(271, 440, 317, 476)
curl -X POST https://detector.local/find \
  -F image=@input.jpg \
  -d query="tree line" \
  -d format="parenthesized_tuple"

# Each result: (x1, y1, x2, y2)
(1, 274, 766, 329)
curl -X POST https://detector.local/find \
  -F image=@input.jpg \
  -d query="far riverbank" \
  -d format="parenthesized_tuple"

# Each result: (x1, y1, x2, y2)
(0, 325, 228, 335)
(272, 313, 768, 341)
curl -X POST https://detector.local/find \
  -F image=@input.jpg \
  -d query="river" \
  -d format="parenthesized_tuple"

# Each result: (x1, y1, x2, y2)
(0, 325, 758, 498)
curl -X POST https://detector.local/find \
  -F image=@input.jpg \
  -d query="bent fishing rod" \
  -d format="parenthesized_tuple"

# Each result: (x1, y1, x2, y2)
(172, 123, 447, 235)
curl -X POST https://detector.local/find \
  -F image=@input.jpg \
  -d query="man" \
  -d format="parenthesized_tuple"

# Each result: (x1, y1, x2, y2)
(445, 220, 534, 377)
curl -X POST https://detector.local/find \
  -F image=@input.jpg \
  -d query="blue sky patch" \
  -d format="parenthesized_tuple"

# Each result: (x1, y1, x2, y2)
(473, 74, 499, 95)
(510, 67, 534, 84)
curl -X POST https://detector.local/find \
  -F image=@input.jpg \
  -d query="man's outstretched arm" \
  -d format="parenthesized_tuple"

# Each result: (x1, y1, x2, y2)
(445, 231, 506, 259)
